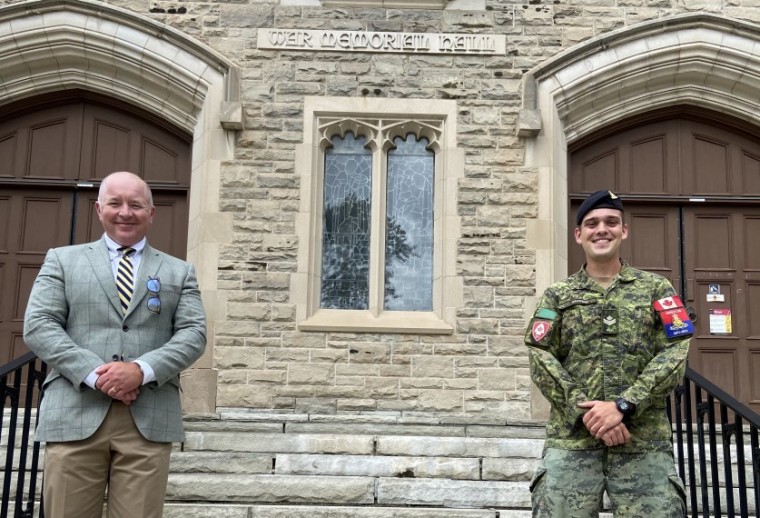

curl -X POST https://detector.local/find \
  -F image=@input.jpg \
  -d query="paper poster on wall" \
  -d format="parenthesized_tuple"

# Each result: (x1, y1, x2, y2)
(709, 309, 732, 335)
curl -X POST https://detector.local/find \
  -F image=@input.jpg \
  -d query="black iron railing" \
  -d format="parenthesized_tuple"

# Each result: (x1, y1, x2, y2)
(1, 355, 758, 517)
(0, 352, 46, 518)
(669, 366, 760, 518)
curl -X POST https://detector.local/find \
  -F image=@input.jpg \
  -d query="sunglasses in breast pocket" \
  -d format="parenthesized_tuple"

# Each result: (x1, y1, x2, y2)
(146, 277, 161, 314)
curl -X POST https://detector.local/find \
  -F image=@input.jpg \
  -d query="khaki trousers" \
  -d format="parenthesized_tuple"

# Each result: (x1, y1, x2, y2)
(43, 402, 172, 518)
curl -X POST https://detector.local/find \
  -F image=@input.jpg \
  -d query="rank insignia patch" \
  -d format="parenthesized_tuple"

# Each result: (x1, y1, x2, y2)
(602, 309, 618, 336)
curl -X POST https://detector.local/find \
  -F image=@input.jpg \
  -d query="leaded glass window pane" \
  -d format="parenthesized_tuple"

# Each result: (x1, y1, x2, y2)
(320, 132, 372, 309)
(384, 134, 434, 311)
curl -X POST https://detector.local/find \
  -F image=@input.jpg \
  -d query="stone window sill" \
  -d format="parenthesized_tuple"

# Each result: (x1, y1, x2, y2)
(323, 0, 448, 9)
(299, 309, 454, 335)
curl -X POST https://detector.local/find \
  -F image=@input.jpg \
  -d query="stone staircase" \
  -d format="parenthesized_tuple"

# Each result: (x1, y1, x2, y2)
(163, 410, 548, 517)
(6, 410, 754, 516)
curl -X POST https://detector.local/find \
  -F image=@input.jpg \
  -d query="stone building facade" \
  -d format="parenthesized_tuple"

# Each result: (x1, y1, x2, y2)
(3, 0, 760, 428)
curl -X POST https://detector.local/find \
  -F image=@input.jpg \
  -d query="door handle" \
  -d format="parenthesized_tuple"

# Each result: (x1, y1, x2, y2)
(686, 306, 697, 323)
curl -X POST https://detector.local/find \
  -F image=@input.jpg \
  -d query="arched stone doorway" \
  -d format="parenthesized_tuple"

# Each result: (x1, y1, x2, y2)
(521, 13, 760, 418)
(0, 0, 242, 413)
(0, 91, 192, 364)
(567, 107, 760, 412)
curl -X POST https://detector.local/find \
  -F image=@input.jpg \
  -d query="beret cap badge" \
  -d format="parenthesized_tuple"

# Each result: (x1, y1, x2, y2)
(576, 189, 624, 225)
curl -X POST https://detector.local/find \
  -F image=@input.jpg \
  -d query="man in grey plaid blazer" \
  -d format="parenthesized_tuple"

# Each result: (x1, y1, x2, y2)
(24, 171, 207, 518)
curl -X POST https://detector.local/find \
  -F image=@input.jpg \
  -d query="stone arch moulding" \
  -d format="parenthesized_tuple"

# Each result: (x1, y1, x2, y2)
(516, 13, 760, 420)
(0, 0, 242, 132)
(519, 13, 760, 143)
(0, 0, 244, 413)
(519, 11, 760, 280)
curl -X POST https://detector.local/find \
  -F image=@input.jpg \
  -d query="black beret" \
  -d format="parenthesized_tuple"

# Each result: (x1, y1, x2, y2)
(576, 190, 624, 225)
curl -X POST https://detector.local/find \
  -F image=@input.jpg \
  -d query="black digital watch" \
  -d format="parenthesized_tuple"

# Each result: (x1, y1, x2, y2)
(615, 398, 636, 417)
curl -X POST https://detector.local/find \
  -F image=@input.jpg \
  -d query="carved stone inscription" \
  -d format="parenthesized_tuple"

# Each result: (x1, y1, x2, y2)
(258, 29, 506, 55)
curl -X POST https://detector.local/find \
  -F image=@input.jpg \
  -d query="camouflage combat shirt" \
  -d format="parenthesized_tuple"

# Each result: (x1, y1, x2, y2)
(524, 261, 691, 453)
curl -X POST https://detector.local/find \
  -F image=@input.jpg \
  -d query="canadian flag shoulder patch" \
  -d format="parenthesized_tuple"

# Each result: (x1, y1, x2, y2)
(653, 295, 694, 339)
(653, 295, 684, 312)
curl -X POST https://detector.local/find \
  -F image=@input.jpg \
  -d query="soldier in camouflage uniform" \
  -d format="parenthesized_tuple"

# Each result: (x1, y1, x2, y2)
(525, 190, 691, 517)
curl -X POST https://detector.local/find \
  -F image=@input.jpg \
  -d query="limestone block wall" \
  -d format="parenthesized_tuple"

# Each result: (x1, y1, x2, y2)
(99, 0, 753, 420)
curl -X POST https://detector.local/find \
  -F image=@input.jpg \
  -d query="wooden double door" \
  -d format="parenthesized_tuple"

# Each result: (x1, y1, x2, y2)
(569, 109, 760, 412)
(0, 94, 191, 366)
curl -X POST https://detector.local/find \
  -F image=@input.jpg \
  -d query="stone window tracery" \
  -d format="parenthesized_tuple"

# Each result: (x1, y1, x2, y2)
(319, 124, 437, 313)
(295, 97, 461, 334)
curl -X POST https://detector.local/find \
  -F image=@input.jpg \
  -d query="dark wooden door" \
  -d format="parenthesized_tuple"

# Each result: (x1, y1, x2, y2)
(73, 191, 188, 256)
(569, 109, 760, 410)
(0, 94, 191, 366)
(683, 206, 760, 411)
(0, 189, 73, 363)
(567, 203, 681, 287)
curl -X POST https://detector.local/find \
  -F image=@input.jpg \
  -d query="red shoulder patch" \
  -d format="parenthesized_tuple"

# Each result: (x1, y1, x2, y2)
(531, 320, 552, 342)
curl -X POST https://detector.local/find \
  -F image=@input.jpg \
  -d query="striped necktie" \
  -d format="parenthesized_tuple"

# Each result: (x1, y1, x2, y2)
(116, 247, 136, 314)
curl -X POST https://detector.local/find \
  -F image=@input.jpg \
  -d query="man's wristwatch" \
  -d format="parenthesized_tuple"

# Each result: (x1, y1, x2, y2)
(615, 398, 636, 417)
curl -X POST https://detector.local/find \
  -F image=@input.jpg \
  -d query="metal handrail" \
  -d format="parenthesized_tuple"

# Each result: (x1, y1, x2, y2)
(0, 352, 46, 518)
(669, 366, 760, 518)
(1, 355, 759, 517)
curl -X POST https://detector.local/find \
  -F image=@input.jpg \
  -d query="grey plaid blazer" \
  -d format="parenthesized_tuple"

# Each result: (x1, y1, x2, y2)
(23, 237, 207, 443)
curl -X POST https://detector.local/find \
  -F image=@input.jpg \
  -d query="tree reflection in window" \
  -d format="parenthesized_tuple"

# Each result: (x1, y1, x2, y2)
(320, 132, 372, 309)
(385, 134, 433, 311)
(320, 131, 433, 311)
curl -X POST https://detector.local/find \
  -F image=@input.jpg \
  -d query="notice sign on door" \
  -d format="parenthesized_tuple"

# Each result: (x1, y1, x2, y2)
(707, 284, 725, 302)
(709, 308, 732, 335)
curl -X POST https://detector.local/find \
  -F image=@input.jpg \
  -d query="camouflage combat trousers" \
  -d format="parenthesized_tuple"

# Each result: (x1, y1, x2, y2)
(530, 447, 686, 518)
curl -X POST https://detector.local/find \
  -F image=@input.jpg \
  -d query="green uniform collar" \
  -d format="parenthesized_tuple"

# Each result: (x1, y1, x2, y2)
(574, 260, 637, 290)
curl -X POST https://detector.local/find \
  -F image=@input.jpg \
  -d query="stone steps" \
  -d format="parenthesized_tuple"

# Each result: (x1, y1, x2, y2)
(160, 504, 538, 518)
(164, 411, 543, 514)
(167, 412, 760, 516)
(166, 472, 531, 506)
(2, 411, 757, 516)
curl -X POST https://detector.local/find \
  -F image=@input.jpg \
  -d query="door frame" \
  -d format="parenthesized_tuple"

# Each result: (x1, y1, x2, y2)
(0, 1, 241, 414)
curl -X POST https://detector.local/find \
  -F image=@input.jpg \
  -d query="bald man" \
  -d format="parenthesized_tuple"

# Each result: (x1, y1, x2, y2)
(24, 171, 206, 518)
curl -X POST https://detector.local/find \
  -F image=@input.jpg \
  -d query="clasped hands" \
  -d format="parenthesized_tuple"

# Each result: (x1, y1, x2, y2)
(94, 361, 143, 405)
(578, 400, 631, 447)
